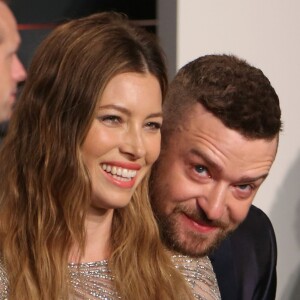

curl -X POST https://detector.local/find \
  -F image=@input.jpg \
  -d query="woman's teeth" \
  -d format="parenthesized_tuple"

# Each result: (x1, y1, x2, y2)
(101, 164, 137, 179)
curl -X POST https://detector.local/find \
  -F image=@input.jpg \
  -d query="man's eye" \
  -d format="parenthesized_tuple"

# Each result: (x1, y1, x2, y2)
(234, 183, 256, 199)
(194, 165, 208, 175)
(237, 184, 252, 191)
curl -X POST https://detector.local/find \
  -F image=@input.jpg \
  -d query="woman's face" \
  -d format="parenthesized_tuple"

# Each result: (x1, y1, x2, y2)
(81, 72, 163, 212)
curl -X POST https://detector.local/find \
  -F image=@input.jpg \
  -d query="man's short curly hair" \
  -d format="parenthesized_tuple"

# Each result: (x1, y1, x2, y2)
(163, 54, 282, 140)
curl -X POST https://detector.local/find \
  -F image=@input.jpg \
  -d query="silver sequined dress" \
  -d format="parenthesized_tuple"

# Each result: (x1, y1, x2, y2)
(0, 255, 221, 299)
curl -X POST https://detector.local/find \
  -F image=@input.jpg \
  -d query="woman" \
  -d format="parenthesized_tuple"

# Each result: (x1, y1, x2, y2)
(0, 12, 220, 300)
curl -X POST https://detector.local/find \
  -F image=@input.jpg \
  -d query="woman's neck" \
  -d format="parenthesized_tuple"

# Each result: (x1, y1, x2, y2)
(69, 207, 114, 263)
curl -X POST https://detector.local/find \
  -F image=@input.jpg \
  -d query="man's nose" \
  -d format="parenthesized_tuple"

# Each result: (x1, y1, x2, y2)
(197, 183, 227, 221)
(120, 126, 146, 160)
(12, 55, 27, 83)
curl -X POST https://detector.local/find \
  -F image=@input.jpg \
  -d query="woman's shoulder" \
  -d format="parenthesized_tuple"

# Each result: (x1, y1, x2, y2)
(172, 254, 221, 300)
(0, 258, 9, 299)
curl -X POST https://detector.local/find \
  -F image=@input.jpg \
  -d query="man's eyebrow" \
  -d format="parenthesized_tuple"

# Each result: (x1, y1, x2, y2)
(190, 148, 223, 172)
(236, 174, 269, 184)
(190, 148, 269, 183)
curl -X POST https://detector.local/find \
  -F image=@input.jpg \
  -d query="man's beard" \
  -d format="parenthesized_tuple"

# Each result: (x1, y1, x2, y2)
(154, 204, 236, 257)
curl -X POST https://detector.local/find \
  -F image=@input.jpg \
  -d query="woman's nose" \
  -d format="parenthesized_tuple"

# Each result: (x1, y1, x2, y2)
(120, 127, 146, 159)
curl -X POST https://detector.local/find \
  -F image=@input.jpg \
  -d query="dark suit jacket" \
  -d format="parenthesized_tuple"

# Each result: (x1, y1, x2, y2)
(209, 205, 277, 300)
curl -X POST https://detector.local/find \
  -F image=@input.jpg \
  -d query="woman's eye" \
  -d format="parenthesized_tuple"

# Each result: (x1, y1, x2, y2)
(145, 122, 162, 131)
(98, 115, 122, 125)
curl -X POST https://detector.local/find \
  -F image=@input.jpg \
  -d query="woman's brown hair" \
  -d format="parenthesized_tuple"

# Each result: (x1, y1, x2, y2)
(0, 12, 193, 299)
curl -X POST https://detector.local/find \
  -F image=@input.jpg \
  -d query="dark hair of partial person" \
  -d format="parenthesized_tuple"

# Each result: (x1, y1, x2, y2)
(0, 12, 194, 300)
(163, 54, 282, 141)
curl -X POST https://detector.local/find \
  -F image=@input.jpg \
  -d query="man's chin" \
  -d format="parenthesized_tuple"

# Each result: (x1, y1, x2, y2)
(167, 229, 230, 258)
(0, 103, 13, 123)
(0, 114, 10, 124)
(172, 240, 219, 258)
(157, 211, 235, 257)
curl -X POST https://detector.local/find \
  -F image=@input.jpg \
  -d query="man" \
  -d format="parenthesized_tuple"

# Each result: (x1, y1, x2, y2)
(150, 54, 281, 299)
(0, 0, 26, 123)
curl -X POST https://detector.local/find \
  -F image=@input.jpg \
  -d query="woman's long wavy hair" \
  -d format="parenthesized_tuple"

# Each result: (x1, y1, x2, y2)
(0, 12, 193, 300)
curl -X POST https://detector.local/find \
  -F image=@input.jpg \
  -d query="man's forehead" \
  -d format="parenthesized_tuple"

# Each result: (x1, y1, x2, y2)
(0, 5, 20, 47)
(0, 6, 5, 44)
(0, 2, 18, 34)
(0, 29, 3, 44)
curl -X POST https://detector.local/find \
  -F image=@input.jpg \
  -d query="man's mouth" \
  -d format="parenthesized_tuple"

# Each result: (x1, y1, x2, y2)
(180, 209, 229, 233)
(184, 212, 217, 229)
(101, 163, 137, 182)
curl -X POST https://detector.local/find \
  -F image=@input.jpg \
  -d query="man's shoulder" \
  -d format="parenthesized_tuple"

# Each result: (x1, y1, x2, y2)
(210, 204, 277, 268)
(243, 205, 274, 229)
(209, 205, 277, 300)
(234, 205, 276, 243)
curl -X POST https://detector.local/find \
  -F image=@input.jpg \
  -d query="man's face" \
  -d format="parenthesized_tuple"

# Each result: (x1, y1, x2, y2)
(151, 103, 278, 257)
(0, 2, 26, 122)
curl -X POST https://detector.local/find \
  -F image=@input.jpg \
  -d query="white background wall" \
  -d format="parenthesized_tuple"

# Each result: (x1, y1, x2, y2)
(158, 1, 300, 299)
